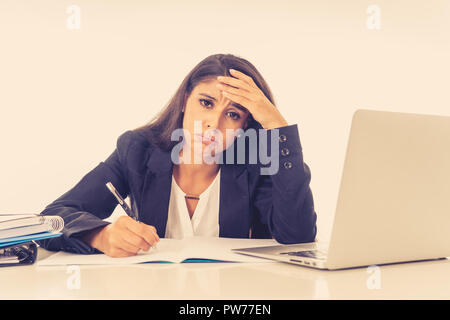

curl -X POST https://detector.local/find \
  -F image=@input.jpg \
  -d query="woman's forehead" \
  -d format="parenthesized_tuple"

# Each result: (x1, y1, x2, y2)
(192, 81, 250, 115)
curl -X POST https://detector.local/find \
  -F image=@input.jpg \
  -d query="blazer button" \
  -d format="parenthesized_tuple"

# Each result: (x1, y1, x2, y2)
(281, 148, 290, 156)
(279, 134, 287, 142)
(283, 161, 293, 169)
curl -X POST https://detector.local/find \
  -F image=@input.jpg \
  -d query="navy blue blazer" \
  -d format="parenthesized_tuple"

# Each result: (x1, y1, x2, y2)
(37, 124, 317, 254)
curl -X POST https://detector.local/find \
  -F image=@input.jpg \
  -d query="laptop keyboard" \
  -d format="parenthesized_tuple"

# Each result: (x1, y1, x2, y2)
(280, 250, 327, 260)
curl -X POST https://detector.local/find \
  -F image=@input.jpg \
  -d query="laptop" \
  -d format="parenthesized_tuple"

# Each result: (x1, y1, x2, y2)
(233, 109, 450, 270)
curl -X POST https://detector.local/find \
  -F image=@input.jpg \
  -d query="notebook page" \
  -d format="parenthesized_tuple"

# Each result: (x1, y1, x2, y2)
(37, 237, 279, 266)
(37, 238, 186, 266)
(179, 237, 278, 262)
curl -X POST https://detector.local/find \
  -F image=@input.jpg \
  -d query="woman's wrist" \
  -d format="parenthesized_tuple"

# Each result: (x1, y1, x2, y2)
(261, 110, 288, 130)
(80, 225, 108, 250)
(265, 120, 289, 130)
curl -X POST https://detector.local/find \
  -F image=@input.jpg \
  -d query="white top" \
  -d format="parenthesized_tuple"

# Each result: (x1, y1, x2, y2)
(164, 169, 221, 239)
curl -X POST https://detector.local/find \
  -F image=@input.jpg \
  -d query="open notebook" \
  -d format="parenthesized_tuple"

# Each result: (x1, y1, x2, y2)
(37, 237, 279, 266)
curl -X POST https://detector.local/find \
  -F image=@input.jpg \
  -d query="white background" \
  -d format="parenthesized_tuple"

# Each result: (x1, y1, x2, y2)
(1, 0, 449, 242)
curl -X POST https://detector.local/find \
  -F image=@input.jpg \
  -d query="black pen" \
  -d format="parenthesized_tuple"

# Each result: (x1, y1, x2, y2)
(105, 182, 138, 221)
(106, 182, 159, 250)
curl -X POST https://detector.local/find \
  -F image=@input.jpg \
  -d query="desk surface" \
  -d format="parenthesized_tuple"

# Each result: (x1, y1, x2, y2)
(2, 248, 450, 299)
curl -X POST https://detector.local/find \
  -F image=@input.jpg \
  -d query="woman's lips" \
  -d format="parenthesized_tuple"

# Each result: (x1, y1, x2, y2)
(195, 134, 215, 145)
(201, 139, 212, 146)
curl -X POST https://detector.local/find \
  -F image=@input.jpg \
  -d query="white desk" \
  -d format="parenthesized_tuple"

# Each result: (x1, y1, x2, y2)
(2, 248, 450, 299)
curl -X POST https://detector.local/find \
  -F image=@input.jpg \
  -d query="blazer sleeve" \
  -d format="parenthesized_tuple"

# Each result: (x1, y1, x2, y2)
(36, 131, 134, 254)
(251, 124, 317, 244)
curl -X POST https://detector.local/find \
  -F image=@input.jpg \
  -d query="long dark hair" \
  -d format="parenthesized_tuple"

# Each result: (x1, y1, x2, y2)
(133, 53, 277, 151)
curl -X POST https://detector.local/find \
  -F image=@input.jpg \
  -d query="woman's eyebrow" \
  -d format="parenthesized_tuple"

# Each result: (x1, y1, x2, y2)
(199, 93, 248, 113)
(199, 93, 218, 101)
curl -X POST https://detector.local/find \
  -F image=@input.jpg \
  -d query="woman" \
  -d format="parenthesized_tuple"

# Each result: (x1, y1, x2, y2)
(38, 54, 317, 257)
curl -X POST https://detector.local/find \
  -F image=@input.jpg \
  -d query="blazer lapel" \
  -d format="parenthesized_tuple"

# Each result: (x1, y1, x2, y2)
(139, 147, 173, 238)
(218, 163, 250, 238)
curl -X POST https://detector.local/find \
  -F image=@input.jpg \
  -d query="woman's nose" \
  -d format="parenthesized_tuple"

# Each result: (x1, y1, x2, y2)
(205, 114, 220, 131)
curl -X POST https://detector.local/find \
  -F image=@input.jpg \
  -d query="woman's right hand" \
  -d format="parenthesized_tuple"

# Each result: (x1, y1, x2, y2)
(82, 216, 160, 257)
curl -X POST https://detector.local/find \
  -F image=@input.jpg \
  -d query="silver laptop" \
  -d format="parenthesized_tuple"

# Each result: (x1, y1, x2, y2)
(233, 109, 450, 270)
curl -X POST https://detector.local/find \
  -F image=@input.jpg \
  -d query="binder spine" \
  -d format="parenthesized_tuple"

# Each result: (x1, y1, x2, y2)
(0, 242, 38, 267)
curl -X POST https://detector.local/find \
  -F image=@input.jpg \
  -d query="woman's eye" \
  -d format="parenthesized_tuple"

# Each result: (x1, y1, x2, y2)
(227, 111, 241, 121)
(200, 99, 213, 108)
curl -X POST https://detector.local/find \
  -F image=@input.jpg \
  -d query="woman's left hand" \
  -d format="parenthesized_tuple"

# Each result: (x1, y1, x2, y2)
(216, 69, 289, 130)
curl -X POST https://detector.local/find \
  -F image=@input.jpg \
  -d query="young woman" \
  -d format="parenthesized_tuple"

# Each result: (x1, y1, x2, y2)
(38, 54, 317, 257)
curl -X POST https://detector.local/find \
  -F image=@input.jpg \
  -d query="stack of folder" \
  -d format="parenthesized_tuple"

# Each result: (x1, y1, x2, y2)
(0, 214, 64, 267)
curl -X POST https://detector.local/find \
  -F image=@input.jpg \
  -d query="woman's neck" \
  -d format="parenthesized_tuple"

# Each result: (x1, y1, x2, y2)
(175, 147, 220, 180)
(173, 162, 220, 181)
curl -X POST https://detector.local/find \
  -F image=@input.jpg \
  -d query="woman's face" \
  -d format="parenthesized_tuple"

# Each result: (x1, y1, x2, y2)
(181, 79, 250, 159)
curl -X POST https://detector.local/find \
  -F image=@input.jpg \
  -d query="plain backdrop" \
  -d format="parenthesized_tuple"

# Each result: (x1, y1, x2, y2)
(1, 0, 449, 242)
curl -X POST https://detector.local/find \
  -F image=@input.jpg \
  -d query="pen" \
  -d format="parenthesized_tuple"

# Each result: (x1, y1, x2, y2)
(106, 182, 158, 251)
(105, 182, 138, 221)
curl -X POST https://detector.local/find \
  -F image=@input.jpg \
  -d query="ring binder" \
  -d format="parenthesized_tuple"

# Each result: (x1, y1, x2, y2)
(0, 241, 38, 267)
